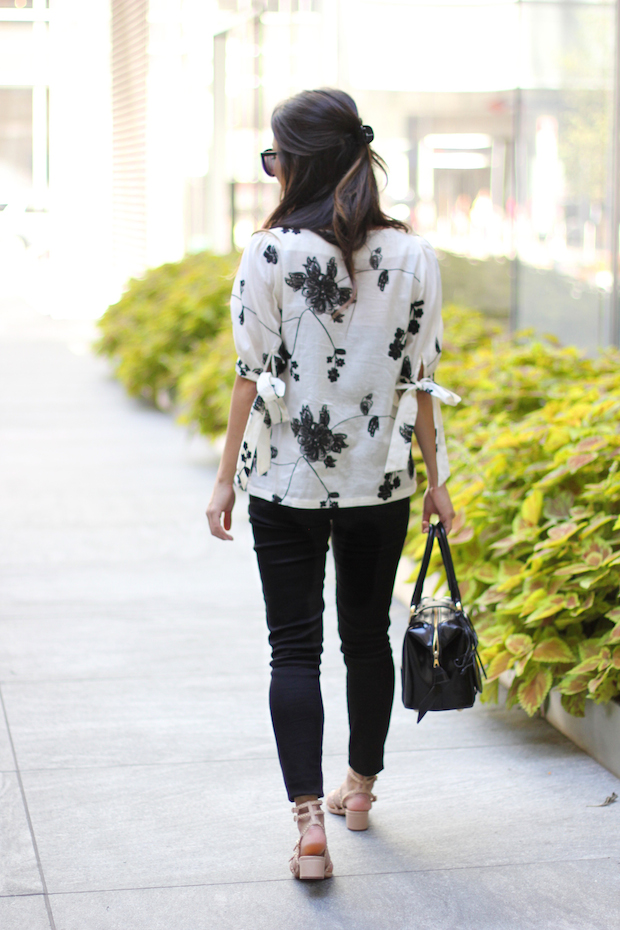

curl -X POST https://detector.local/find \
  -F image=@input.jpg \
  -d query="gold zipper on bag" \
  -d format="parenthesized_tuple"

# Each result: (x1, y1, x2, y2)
(432, 609, 440, 668)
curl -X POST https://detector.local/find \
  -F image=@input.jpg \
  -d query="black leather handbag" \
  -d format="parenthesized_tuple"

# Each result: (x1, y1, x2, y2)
(402, 522, 484, 722)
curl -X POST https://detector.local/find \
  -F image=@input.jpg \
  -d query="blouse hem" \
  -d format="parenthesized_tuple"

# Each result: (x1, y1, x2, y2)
(244, 482, 416, 510)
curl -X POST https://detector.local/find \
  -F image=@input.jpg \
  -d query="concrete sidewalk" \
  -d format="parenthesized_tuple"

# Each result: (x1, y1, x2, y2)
(0, 298, 618, 930)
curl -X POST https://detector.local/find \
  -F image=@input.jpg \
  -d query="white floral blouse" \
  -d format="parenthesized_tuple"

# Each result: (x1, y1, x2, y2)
(231, 226, 459, 509)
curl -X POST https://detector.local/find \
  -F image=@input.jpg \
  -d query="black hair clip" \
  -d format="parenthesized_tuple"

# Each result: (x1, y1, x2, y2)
(360, 124, 374, 144)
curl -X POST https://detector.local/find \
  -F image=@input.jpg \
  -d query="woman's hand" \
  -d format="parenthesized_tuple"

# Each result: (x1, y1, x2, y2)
(422, 483, 455, 535)
(207, 481, 236, 541)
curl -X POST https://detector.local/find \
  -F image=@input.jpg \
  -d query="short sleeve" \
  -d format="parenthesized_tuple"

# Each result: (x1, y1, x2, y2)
(405, 239, 451, 486)
(402, 237, 443, 382)
(231, 231, 283, 382)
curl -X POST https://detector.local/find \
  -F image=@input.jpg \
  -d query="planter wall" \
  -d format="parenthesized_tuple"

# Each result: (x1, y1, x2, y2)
(543, 692, 620, 781)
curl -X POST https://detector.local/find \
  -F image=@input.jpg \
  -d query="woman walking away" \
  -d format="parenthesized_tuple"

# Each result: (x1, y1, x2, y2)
(207, 88, 457, 880)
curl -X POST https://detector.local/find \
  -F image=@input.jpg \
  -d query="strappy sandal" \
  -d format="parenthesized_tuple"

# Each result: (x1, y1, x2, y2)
(326, 767, 378, 831)
(289, 800, 333, 880)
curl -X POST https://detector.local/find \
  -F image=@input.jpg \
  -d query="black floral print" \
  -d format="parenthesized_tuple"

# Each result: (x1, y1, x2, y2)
(408, 300, 424, 334)
(285, 256, 352, 315)
(370, 247, 382, 270)
(388, 327, 407, 360)
(325, 347, 346, 382)
(399, 423, 414, 443)
(290, 404, 348, 464)
(231, 229, 446, 507)
(320, 492, 340, 509)
(254, 394, 272, 428)
(360, 393, 373, 415)
(377, 472, 401, 501)
(237, 439, 254, 485)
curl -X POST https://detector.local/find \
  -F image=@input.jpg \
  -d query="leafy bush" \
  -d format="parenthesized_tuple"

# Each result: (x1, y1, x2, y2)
(96, 251, 238, 407)
(406, 307, 620, 718)
(176, 327, 236, 435)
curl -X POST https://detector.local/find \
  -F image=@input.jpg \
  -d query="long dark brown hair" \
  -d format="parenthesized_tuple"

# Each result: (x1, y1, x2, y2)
(263, 88, 409, 292)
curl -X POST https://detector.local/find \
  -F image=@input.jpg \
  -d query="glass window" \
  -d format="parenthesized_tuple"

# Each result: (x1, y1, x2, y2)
(0, 87, 33, 200)
(513, 1, 615, 349)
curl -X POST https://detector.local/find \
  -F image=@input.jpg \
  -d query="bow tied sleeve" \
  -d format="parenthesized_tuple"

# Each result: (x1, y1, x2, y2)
(385, 239, 459, 486)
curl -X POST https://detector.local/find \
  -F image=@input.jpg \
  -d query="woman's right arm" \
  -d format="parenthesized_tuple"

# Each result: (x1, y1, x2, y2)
(206, 375, 257, 541)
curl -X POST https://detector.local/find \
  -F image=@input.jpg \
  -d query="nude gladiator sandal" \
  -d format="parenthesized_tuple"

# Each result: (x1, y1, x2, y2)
(326, 767, 378, 831)
(289, 800, 333, 880)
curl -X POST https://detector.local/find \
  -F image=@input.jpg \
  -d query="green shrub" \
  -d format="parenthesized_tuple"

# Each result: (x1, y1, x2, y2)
(96, 251, 238, 406)
(406, 306, 620, 718)
(176, 327, 236, 435)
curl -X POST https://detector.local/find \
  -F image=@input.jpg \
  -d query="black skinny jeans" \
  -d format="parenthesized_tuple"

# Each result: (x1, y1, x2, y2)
(249, 495, 410, 801)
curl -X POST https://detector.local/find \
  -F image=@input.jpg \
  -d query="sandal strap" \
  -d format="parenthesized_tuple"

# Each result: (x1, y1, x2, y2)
(330, 772, 378, 810)
(292, 800, 325, 838)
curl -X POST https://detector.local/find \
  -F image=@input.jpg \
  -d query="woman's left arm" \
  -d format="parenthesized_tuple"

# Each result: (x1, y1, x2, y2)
(414, 389, 455, 535)
(206, 375, 257, 540)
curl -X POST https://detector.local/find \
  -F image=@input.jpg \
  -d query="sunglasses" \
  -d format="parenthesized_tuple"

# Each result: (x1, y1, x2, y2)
(261, 149, 279, 178)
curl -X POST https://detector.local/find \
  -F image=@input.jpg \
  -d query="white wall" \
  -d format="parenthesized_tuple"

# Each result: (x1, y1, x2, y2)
(49, 0, 114, 318)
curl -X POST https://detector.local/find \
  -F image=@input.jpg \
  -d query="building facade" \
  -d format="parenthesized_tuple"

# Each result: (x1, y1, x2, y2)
(0, 0, 618, 343)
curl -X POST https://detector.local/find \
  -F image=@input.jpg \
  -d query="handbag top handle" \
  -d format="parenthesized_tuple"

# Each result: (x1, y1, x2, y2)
(411, 522, 463, 611)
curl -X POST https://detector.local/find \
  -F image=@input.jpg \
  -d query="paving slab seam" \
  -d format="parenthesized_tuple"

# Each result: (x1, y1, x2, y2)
(0, 892, 47, 900)
(0, 687, 58, 930)
(14, 854, 616, 900)
(5, 739, 562, 776)
(0, 675, 267, 687)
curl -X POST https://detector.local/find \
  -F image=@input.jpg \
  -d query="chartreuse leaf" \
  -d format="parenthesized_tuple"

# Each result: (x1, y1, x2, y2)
(580, 515, 616, 538)
(521, 490, 543, 526)
(473, 564, 497, 585)
(514, 653, 531, 676)
(608, 625, 620, 644)
(485, 651, 515, 681)
(519, 588, 546, 617)
(570, 656, 602, 675)
(605, 608, 620, 623)
(561, 692, 586, 717)
(588, 669, 611, 694)
(591, 676, 619, 703)
(524, 595, 567, 624)
(532, 638, 574, 663)
(558, 674, 590, 695)
(518, 667, 553, 716)
(480, 678, 499, 703)
(506, 634, 533, 656)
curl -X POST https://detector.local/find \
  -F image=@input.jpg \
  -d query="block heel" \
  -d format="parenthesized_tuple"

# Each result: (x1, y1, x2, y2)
(298, 855, 328, 879)
(345, 809, 369, 831)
